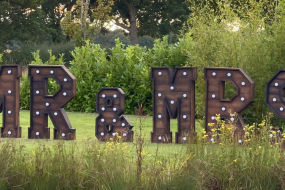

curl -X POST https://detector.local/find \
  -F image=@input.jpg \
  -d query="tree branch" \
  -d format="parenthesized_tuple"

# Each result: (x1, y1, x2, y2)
(114, 17, 130, 31)
(138, 0, 144, 6)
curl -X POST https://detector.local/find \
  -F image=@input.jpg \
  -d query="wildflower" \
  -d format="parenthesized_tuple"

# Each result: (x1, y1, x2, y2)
(233, 159, 237, 162)
(210, 138, 214, 142)
(238, 140, 242, 144)
(258, 120, 266, 127)
(259, 146, 262, 149)
(148, 154, 151, 157)
(208, 123, 215, 127)
(269, 134, 273, 138)
(202, 135, 208, 139)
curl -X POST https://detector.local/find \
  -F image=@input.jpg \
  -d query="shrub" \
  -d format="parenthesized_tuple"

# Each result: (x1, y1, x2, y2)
(2, 42, 74, 67)
(183, 0, 285, 127)
(65, 37, 189, 114)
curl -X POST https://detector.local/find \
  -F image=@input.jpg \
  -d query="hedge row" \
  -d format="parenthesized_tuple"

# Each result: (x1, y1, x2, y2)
(19, 37, 189, 115)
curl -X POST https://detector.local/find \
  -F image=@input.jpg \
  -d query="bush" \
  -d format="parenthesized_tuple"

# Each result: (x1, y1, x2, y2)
(183, 0, 285, 127)
(2, 42, 75, 67)
(66, 37, 189, 114)
(19, 37, 189, 114)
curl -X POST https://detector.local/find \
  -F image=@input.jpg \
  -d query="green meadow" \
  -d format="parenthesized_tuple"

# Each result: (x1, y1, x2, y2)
(2, 110, 202, 157)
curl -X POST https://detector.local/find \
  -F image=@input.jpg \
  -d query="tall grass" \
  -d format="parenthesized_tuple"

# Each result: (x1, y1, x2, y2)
(0, 114, 283, 189)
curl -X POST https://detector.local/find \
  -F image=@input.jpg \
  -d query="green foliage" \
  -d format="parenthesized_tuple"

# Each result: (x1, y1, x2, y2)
(0, 54, 2, 63)
(93, 29, 155, 50)
(66, 37, 188, 114)
(0, 0, 64, 50)
(20, 50, 65, 110)
(2, 42, 75, 67)
(60, 0, 115, 47)
(110, 0, 190, 43)
(65, 41, 109, 112)
(183, 0, 285, 126)
(20, 37, 186, 113)
(20, 75, 30, 110)
(0, 0, 79, 50)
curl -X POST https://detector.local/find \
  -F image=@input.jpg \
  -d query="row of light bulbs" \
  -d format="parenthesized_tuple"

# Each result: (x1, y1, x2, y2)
(100, 93, 122, 136)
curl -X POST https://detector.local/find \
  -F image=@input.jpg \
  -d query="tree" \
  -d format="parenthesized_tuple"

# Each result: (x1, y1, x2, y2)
(40, 0, 78, 43)
(60, 0, 115, 46)
(185, 0, 279, 26)
(0, 0, 80, 51)
(0, 0, 49, 50)
(109, 0, 190, 45)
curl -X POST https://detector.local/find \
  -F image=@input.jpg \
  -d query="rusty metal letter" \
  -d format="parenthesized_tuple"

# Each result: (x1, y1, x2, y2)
(266, 70, 285, 119)
(204, 68, 254, 138)
(96, 88, 134, 141)
(151, 67, 197, 143)
(0, 65, 22, 138)
(28, 65, 76, 140)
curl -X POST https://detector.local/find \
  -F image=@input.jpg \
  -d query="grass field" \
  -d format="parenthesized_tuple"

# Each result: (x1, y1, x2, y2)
(0, 110, 203, 157)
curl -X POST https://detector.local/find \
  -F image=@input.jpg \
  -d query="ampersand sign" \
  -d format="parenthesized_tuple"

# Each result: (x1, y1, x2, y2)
(151, 67, 197, 143)
(204, 68, 254, 139)
(0, 65, 22, 138)
(266, 70, 285, 119)
(96, 88, 134, 141)
(28, 65, 76, 140)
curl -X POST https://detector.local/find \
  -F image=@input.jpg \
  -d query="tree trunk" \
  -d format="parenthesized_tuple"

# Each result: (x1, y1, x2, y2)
(120, 0, 139, 46)
(129, 6, 139, 45)
(81, 0, 83, 34)
(83, 0, 89, 41)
